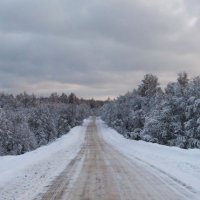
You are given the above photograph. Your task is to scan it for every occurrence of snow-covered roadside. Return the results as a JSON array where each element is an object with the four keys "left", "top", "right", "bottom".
[
  {"left": 0, "top": 120, "right": 88, "bottom": 200},
  {"left": 97, "top": 118, "right": 200, "bottom": 197}
]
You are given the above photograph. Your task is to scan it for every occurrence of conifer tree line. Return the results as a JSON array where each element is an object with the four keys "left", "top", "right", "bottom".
[
  {"left": 0, "top": 92, "right": 103, "bottom": 155},
  {"left": 101, "top": 72, "right": 200, "bottom": 149},
  {"left": 1, "top": 72, "right": 200, "bottom": 156}
]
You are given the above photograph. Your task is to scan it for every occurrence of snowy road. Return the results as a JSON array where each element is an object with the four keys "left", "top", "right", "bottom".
[{"left": 36, "top": 117, "right": 196, "bottom": 200}]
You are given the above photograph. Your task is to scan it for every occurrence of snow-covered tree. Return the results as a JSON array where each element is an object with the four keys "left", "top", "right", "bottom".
[
  {"left": 101, "top": 73, "right": 200, "bottom": 149},
  {"left": 0, "top": 92, "right": 93, "bottom": 155}
]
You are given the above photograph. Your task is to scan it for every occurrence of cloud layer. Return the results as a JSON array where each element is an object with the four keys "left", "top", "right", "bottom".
[{"left": 0, "top": 0, "right": 199, "bottom": 99}]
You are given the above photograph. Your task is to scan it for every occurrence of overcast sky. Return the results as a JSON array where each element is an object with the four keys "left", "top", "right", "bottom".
[{"left": 0, "top": 0, "right": 200, "bottom": 99}]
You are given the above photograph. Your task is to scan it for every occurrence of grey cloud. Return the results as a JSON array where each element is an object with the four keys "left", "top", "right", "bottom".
[{"left": 0, "top": 0, "right": 200, "bottom": 99}]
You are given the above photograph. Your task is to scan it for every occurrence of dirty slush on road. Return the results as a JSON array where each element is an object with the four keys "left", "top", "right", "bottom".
[{"left": 36, "top": 117, "right": 194, "bottom": 200}]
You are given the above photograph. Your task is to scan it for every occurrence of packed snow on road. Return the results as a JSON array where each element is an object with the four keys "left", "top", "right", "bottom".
[{"left": 0, "top": 118, "right": 200, "bottom": 200}]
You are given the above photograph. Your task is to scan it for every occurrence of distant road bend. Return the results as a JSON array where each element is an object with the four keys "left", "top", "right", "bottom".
[{"left": 36, "top": 117, "right": 195, "bottom": 200}]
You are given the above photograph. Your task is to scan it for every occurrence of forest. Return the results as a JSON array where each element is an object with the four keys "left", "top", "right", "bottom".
[
  {"left": 0, "top": 92, "right": 103, "bottom": 155},
  {"left": 101, "top": 72, "right": 200, "bottom": 149},
  {"left": 1, "top": 72, "right": 200, "bottom": 156}
]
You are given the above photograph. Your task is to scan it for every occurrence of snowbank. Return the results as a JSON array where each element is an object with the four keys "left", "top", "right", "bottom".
[
  {"left": 0, "top": 119, "right": 88, "bottom": 200},
  {"left": 97, "top": 118, "right": 200, "bottom": 197}
]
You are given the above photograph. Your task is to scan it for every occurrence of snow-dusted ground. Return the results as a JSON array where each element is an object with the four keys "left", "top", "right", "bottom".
[
  {"left": 0, "top": 120, "right": 88, "bottom": 200},
  {"left": 97, "top": 118, "right": 200, "bottom": 198}
]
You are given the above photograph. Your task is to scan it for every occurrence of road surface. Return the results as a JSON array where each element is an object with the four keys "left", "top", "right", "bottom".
[{"left": 36, "top": 118, "right": 194, "bottom": 200}]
